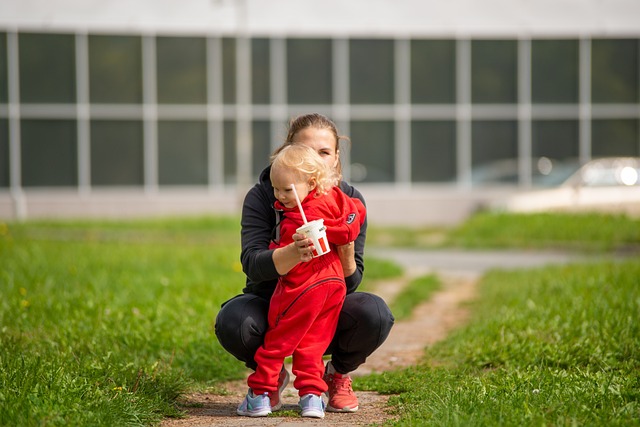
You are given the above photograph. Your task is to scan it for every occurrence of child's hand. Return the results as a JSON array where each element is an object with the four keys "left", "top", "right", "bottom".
[
  {"left": 292, "top": 233, "right": 314, "bottom": 263},
  {"left": 336, "top": 242, "right": 356, "bottom": 276}
]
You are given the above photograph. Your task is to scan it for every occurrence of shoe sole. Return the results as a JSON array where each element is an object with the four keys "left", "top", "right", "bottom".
[
  {"left": 236, "top": 408, "right": 272, "bottom": 417},
  {"left": 301, "top": 409, "right": 325, "bottom": 418},
  {"left": 326, "top": 404, "right": 359, "bottom": 413}
]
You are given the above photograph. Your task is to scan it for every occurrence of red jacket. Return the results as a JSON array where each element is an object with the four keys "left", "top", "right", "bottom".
[{"left": 270, "top": 186, "right": 366, "bottom": 287}]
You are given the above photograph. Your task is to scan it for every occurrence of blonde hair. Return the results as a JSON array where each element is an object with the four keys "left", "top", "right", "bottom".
[{"left": 270, "top": 144, "right": 338, "bottom": 196}]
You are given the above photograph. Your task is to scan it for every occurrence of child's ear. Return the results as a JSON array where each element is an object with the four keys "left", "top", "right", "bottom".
[{"left": 309, "top": 177, "right": 317, "bottom": 190}]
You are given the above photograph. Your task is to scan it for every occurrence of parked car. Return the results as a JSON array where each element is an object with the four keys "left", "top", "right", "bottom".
[{"left": 494, "top": 157, "right": 640, "bottom": 215}]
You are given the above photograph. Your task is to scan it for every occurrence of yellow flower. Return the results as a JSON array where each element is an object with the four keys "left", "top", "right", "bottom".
[{"left": 20, "top": 300, "right": 30, "bottom": 309}]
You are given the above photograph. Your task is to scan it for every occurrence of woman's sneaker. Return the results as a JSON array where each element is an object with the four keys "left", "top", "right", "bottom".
[
  {"left": 237, "top": 389, "right": 272, "bottom": 417},
  {"left": 323, "top": 362, "right": 359, "bottom": 412},
  {"left": 299, "top": 394, "right": 325, "bottom": 418},
  {"left": 271, "top": 367, "right": 290, "bottom": 411}
]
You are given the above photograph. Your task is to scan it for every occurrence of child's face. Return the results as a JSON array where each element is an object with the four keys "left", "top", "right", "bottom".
[{"left": 271, "top": 165, "right": 315, "bottom": 209}]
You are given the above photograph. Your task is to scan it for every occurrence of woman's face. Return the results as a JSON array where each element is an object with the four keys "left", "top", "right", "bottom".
[{"left": 292, "top": 128, "right": 340, "bottom": 171}]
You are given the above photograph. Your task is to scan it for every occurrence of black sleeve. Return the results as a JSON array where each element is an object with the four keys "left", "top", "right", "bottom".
[
  {"left": 339, "top": 182, "right": 367, "bottom": 294},
  {"left": 240, "top": 184, "right": 280, "bottom": 284}
]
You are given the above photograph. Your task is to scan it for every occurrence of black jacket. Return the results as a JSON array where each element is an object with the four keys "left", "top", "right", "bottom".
[{"left": 240, "top": 165, "right": 367, "bottom": 298}]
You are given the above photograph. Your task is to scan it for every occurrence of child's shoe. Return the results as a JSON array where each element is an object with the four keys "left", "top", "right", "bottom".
[
  {"left": 237, "top": 389, "right": 271, "bottom": 417},
  {"left": 299, "top": 393, "right": 325, "bottom": 418}
]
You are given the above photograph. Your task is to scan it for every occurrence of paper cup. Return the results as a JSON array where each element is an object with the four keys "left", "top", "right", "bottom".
[{"left": 296, "top": 219, "right": 330, "bottom": 258}]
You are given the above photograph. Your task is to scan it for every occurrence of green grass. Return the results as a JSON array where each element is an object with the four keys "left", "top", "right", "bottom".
[
  {"left": 389, "top": 275, "right": 441, "bottom": 321},
  {"left": 0, "top": 216, "right": 403, "bottom": 426},
  {"left": 368, "top": 211, "right": 640, "bottom": 253},
  {"left": 357, "top": 260, "right": 640, "bottom": 426}
]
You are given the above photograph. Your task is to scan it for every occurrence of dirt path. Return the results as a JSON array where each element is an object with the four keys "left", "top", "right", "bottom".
[{"left": 161, "top": 270, "right": 478, "bottom": 427}]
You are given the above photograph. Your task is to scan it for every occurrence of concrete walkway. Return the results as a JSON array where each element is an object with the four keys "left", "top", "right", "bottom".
[{"left": 368, "top": 247, "right": 605, "bottom": 276}]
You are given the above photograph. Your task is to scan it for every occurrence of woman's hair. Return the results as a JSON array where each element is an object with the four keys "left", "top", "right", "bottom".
[
  {"left": 270, "top": 144, "right": 338, "bottom": 196},
  {"left": 273, "top": 113, "right": 349, "bottom": 178}
]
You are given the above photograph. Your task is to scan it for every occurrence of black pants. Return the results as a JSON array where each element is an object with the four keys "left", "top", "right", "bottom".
[{"left": 215, "top": 291, "right": 394, "bottom": 374}]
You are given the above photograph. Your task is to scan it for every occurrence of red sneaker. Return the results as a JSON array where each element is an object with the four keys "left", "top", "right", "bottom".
[
  {"left": 323, "top": 364, "right": 359, "bottom": 412},
  {"left": 270, "top": 367, "right": 290, "bottom": 411}
]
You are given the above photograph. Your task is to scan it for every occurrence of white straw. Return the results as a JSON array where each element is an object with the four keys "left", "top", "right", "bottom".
[{"left": 290, "top": 184, "right": 308, "bottom": 224}]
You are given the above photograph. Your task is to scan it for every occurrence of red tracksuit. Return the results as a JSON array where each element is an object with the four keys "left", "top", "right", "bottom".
[{"left": 247, "top": 186, "right": 366, "bottom": 397}]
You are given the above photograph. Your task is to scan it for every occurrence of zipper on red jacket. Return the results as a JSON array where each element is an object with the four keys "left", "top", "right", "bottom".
[{"left": 274, "top": 276, "right": 344, "bottom": 327}]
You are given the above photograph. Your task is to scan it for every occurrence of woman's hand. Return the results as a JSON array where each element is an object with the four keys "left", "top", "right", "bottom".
[
  {"left": 272, "top": 232, "right": 314, "bottom": 275},
  {"left": 336, "top": 241, "right": 356, "bottom": 277}
]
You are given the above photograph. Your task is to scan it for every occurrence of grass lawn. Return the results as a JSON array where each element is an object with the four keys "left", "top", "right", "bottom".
[
  {"left": 0, "top": 216, "right": 401, "bottom": 426},
  {"left": 357, "top": 259, "right": 640, "bottom": 425},
  {"left": 1, "top": 212, "right": 639, "bottom": 426}
]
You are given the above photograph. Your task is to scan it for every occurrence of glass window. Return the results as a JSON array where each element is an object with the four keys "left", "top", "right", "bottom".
[
  {"left": 411, "top": 121, "right": 457, "bottom": 182},
  {"left": 532, "top": 120, "right": 580, "bottom": 186},
  {"left": 21, "top": 119, "right": 77, "bottom": 187},
  {"left": 471, "top": 120, "right": 518, "bottom": 185},
  {"left": 287, "top": 38, "right": 332, "bottom": 104},
  {"left": 532, "top": 40, "right": 579, "bottom": 104},
  {"left": 411, "top": 40, "right": 456, "bottom": 104},
  {"left": 592, "top": 119, "right": 639, "bottom": 157},
  {"left": 0, "top": 119, "right": 8, "bottom": 187},
  {"left": 223, "top": 38, "right": 236, "bottom": 104},
  {"left": 592, "top": 39, "right": 639, "bottom": 103},
  {"left": 350, "top": 39, "right": 394, "bottom": 104},
  {"left": 0, "top": 32, "right": 7, "bottom": 103},
  {"left": 252, "top": 120, "right": 271, "bottom": 178},
  {"left": 158, "top": 120, "right": 208, "bottom": 186},
  {"left": 19, "top": 33, "right": 76, "bottom": 103},
  {"left": 350, "top": 120, "right": 395, "bottom": 182},
  {"left": 90, "top": 120, "right": 143, "bottom": 186},
  {"left": 89, "top": 35, "right": 142, "bottom": 104},
  {"left": 532, "top": 120, "right": 579, "bottom": 160},
  {"left": 471, "top": 40, "right": 517, "bottom": 104},
  {"left": 223, "top": 120, "right": 236, "bottom": 184},
  {"left": 156, "top": 36, "right": 207, "bottom": 104},
  {"left": 252, "top": 38, "right": 270, "bottom": 104}
]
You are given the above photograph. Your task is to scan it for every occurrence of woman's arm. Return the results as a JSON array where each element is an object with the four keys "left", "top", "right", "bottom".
[{"left": 339, "top": 182, "right": 367, "bottom": 293}]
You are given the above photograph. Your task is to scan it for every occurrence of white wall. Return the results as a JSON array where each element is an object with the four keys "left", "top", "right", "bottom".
[{"left": 1, "top": 0, "right": 639, "bottom": 37}]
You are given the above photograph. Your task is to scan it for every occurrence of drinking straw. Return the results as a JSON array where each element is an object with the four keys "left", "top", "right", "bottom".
[{"left": 290, "top": 184, "right": 308, "bottom": 224}]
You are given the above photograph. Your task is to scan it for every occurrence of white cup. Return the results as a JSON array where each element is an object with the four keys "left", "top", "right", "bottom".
[{"left": 296, "top": 219, "right": 330, "bottom": 258}]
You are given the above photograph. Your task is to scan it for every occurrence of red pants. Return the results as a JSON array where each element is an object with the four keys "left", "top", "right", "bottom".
[{"left": 248, "top": 274, "right": 346, "bottom": 397}]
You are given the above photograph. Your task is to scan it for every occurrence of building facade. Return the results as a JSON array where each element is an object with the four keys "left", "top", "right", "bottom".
[{"left": 1, "top": 0, "right": 639, "bottom": 223}]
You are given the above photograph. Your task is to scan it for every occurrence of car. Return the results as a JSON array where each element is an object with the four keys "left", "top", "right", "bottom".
[{"left": 494, "top": 157, "right": 640, "bottom": 215}]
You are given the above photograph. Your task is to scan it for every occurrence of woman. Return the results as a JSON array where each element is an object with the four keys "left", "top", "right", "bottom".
[{"left": 215, "top": 113, "right": 394, "bottom": 413}]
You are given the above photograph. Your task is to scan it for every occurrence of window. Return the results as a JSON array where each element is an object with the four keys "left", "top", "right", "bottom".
[
  {"left": 411, "top": 121, "right": 457, "bottom": 182},
  {"left": 532, "top": 120, "right": 580, "bottom": 185},
  {"left": 0, "top": 32, "right": 7, "bottom": 103},
  {"left": 91, "top": 120, "right": 144, "bottom": 186},
  {"left": 532, "top": 40, "right": 579, "bottom": 104},
  {"left": 252, "top": 38, "right": 270, "bottom": 104},
  {"left": 532, "top": 120, "right": 579, "bottom": 160},
  {"left": 252, "top": 120, "right": 271, "bottom": 178},
  {"left": 0, "top": 119, "right": 8, "bottom": 187},
  {"left": 223, "top": 38, "right": 236, "bottom": 104},
  {"left": 223, "top": 120, "right": 236, "bottom": 184},
  {"left": 287, "top": 38, "right": 332, "bottom": 104},
  {"left": 350, "top": 120, "right": 395, "bottom": 182},
  {"left": 592, "top": 119, "right": 639, "bottom": 157},
  {"left": 21, "top": 119, "right": 77, "bottom": 186},
  {"left": 19, "top": 33, "right": 76, "bottom": 103},
  {"left": 592, "top": 39, "right": 639, "bottom": 104},
  {"left": 471, "top": 120, "right": 518, "bottom": 184},
  {"left": 89, "top": 35, "right": 143, "bottom": 104},
  {"left": 411, "top": 40, "right": 456, "bottom": 104},
  {"left": 472, "top": 40, "right": 517, "bottom": 104},
  {"left": 158, "top": 121, "right": 208, "bottom": 185},
  {"left": 350, "top": 39, "right": 394, "bottom": 104},
  {"left": 156, "top": 36, "right": 207, "bottom": 104}
]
